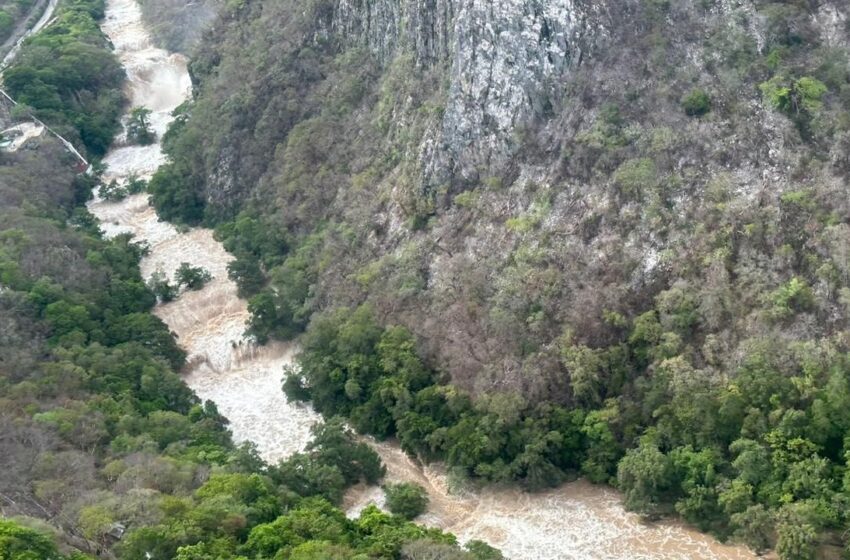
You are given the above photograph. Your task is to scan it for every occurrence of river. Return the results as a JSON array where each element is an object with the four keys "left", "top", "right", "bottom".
[{"left": 87, "top": 1, "right": 760, "bottom": 558}]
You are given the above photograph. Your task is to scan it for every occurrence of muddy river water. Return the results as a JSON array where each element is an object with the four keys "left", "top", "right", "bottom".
[{"left": 87, "top": 2, "right": 759, "bottom": 558}]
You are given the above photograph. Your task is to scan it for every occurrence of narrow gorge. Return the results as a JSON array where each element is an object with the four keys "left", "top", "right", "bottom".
[{"left": 88, "top": 1, "right": 759, "bottom": 557}]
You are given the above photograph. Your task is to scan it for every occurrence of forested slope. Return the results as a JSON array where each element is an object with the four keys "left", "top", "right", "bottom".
[
  {"left": 149, "top": 0, "right": 850, "bottom": 557},
  {"left": 2, "top": 0, "right": 124, "bottom": 156},
  {"left": 0, "top": 73, "right": 493, "bottom": 560},
  {"left": 0, "top": 3, "right": 497, "bottom": 560},
  {"left": 0, "top": 0, "right": 45, "bottom": 48},
  {"left": 136, "top": 0, "right": 219, "bottom": 52}
]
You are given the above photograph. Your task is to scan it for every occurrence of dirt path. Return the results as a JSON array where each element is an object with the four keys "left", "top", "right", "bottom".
[{"left": 0, "top": 0, "right": 59, "bottom": 70}]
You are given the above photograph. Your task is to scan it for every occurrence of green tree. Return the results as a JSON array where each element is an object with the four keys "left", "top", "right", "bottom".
[
  {"left": 384, "top": 482, "right": 429, "bottom": 520},
  {"left": 617, "top": 442, "right": 672, "bottom": 518},
  {"left": 0, "top": 11, "right": 13, "bottom": 41},
  {"left": 681, "top": 88, "right": 711, "bottom": 116},
  {"left": 760, "top": 76, "right": 827, "bottom": 116},
  {"left": 126, "top": 107, "right": 155, "bottom": 145},
  {"left": 148, "top": 161, "right": 206, "bottom": 224},
  {"left": 120, "top": 525, "right": 197, "bottom": 560},
  {"left": 613, "top": 158, "right": 658, "bottom": 198},
  {"left": 245, "top": 254, "right": 314, "bottom": 341},
  {"left": 147, "top": 269, "right": 178, "bottom": 302},
  {"left": 628, "top": 311, "right": 663, "bottom": 368},
  {"left": 580, "top": 406, "right": 622, "bottom": 483},
  {"left": 768, "top": 277, "right": 814, "bottom": 320},
  {"left": 227, "top": 256, "right": 266, "bottom": 297},
  {"left": 289, "top": 541, "right": 355, "bottom": 560},
  {"left": 561, "top": 342, "right": 604, "bottom": 406},
  {"left": 100, "top": 179, "right": 129, "bottom": 201},
  {"left": 0, "top": 520, "right": 67, "bottom": 560},
  {"left": 307, "top": 418, "right": 386, "bottom": 486},
  {"left": 273, "top": 453, "right": 347, "bottom": 504},
  {"left": 174, "top": 539, "right": 241, "bottom": 560},
  {"left": 775, "top": 518, "right": 817, "bottom": 560},
  {"left": 125, "top": 174, "right": 148, "bottom": 194},
  {"left": 669, "top": 446, "right": 724, "bottom": 531},
  {"left": 242, "top": 498, "right": 352, "bottom": 557},
  {"left": 729, "top": 505, "right": 773, "bottom": 554},
  {"left": 465, "top": 540, "right": 505, "bottom": 560},
  {"left": 44, "top": 300, "right": 95, "bottom": 343},
  {"left": 105, "top": 312, "right": 187, "bottom": 369},
  {"left": 175, "top": 263, "right": 212, "bottom": 290}
]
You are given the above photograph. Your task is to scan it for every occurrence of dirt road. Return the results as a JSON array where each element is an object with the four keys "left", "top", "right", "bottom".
[{"left": 0, "top": 0, "right": 59, "bottom": 70}]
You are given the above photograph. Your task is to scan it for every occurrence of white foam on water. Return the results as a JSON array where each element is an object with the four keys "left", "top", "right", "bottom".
[
  {"left": 88, "top": 0, "right": 323, "bottom": 463},
  {"left": 345, "top": 442, "right": 761, "bottom": 560},
  {"left": 87, "top": 2, "right": 762, "bottom": 558}
]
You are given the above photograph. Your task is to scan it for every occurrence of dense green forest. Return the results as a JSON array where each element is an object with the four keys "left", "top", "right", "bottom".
[
  {"left": 144, "top": 0, "right": 850, "bottom": 557},
  {"left": 0, "top": 133, "right": 498, "bottom": 558},
  {"left": 0, "top": 4, "right": 499, "bottom": 558},
  {"left": 2, "top": 0, "right": 124, "bottom": 156}
]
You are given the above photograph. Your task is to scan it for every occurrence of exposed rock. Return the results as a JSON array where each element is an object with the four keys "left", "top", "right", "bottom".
[
  {"left": 169, "top": 0, "right": 850, "bottom": 395},
  {"left": 333, "top": 0, "right": 610, "bottom": 188}
]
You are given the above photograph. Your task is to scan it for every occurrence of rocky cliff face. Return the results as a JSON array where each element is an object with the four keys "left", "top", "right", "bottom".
[
  {"left": 140, "top": 4, "right": 850, "bottom": 552},
  {"left": 330, "top": 0, "right": 610, "bottom": 189},
  {"left": 164, "top": 0, "right": 850, "bottom": 399}
]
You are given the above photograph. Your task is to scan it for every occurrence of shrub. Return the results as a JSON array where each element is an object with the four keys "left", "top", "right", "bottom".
[
  {"left": 126, "top": 174, "right": 148, "bottom": 194},
  {"left": 613, "top": 158, "right": 657, "bottom": 198},
  {"left": 768, "top": 277, "right": 814, "bottom": 320},
  {"left": 760, "top": 76, "right": 827, "bottom": 115},
  {"left": 776, "top": 517, "right": 817, "bottom": 560},
  {"left": 175, "top": 263, "right": 212, "bottom": 290},
  {"left": 466, "top": 540, "right": 506, "bottom": 560},
  {"left": 148, "top": 270, "right": 178, "bottom": 302},
  {"left": 383, "top": 482, "right": 429, "bottom": 520},
  {"left": 681, "top": 89, "right": 711, "bottom": 116},
  {"left": 127, "top": 107, "right": 156, "bottom": 145},
  {"left": 100, "top": 179, "right": 128, "bottom": 202},
  {"left": 0, "top": 520, "right": 65, "bottom": 560},
  {"left": 454, "top": 190, "right": 479, "bottom": 208},
  {"left": 0, "top": 11, "right": 13, "bottom": 42}
]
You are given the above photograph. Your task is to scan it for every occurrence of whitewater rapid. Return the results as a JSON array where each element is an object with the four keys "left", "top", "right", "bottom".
[
  {"left": 87, "top": 1, "right": 759, "bottom": 558},
  {"left": 88, "top": 0, "right": 320, "bottom": 461}
]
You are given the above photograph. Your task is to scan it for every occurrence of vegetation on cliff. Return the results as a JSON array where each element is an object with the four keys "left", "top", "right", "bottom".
[
  {"left": 0, "top": 0, "right": 40, "bottom": 44},
  {"left": 3, "top": 0, "right": 124, "bottom": 156},
  {"left": 0, "top": 132, "right": 491, "bottom": 559},
  {"left": 0, "top": 4, "right": 490, "bottom": 559},
  {"left": 148, "top": 0, "right": 850, "bottom": 557}
]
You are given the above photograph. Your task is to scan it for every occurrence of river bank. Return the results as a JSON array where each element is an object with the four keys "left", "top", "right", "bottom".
[{"left": 87, "top": 1, "right": 760, "bottom": 558}]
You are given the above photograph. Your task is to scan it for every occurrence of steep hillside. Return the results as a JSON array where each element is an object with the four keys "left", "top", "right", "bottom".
[
  {"left": 160, "top": 0, "right": 850, "bottom": 395},
  {"left": 136, "top": 0, "right": 219, "bottom": 52},
  {"left": 0, "top": 0, "right": 46, "bottom": 50},
  {"left": 0, "top": 3, "right": 500, "bottom": 559},
  {"left": 2, "top": 0, "right": 124, "bottom": 156},
  {"left": 153, "top": 0, "right": 850, "bottom": 555}
]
